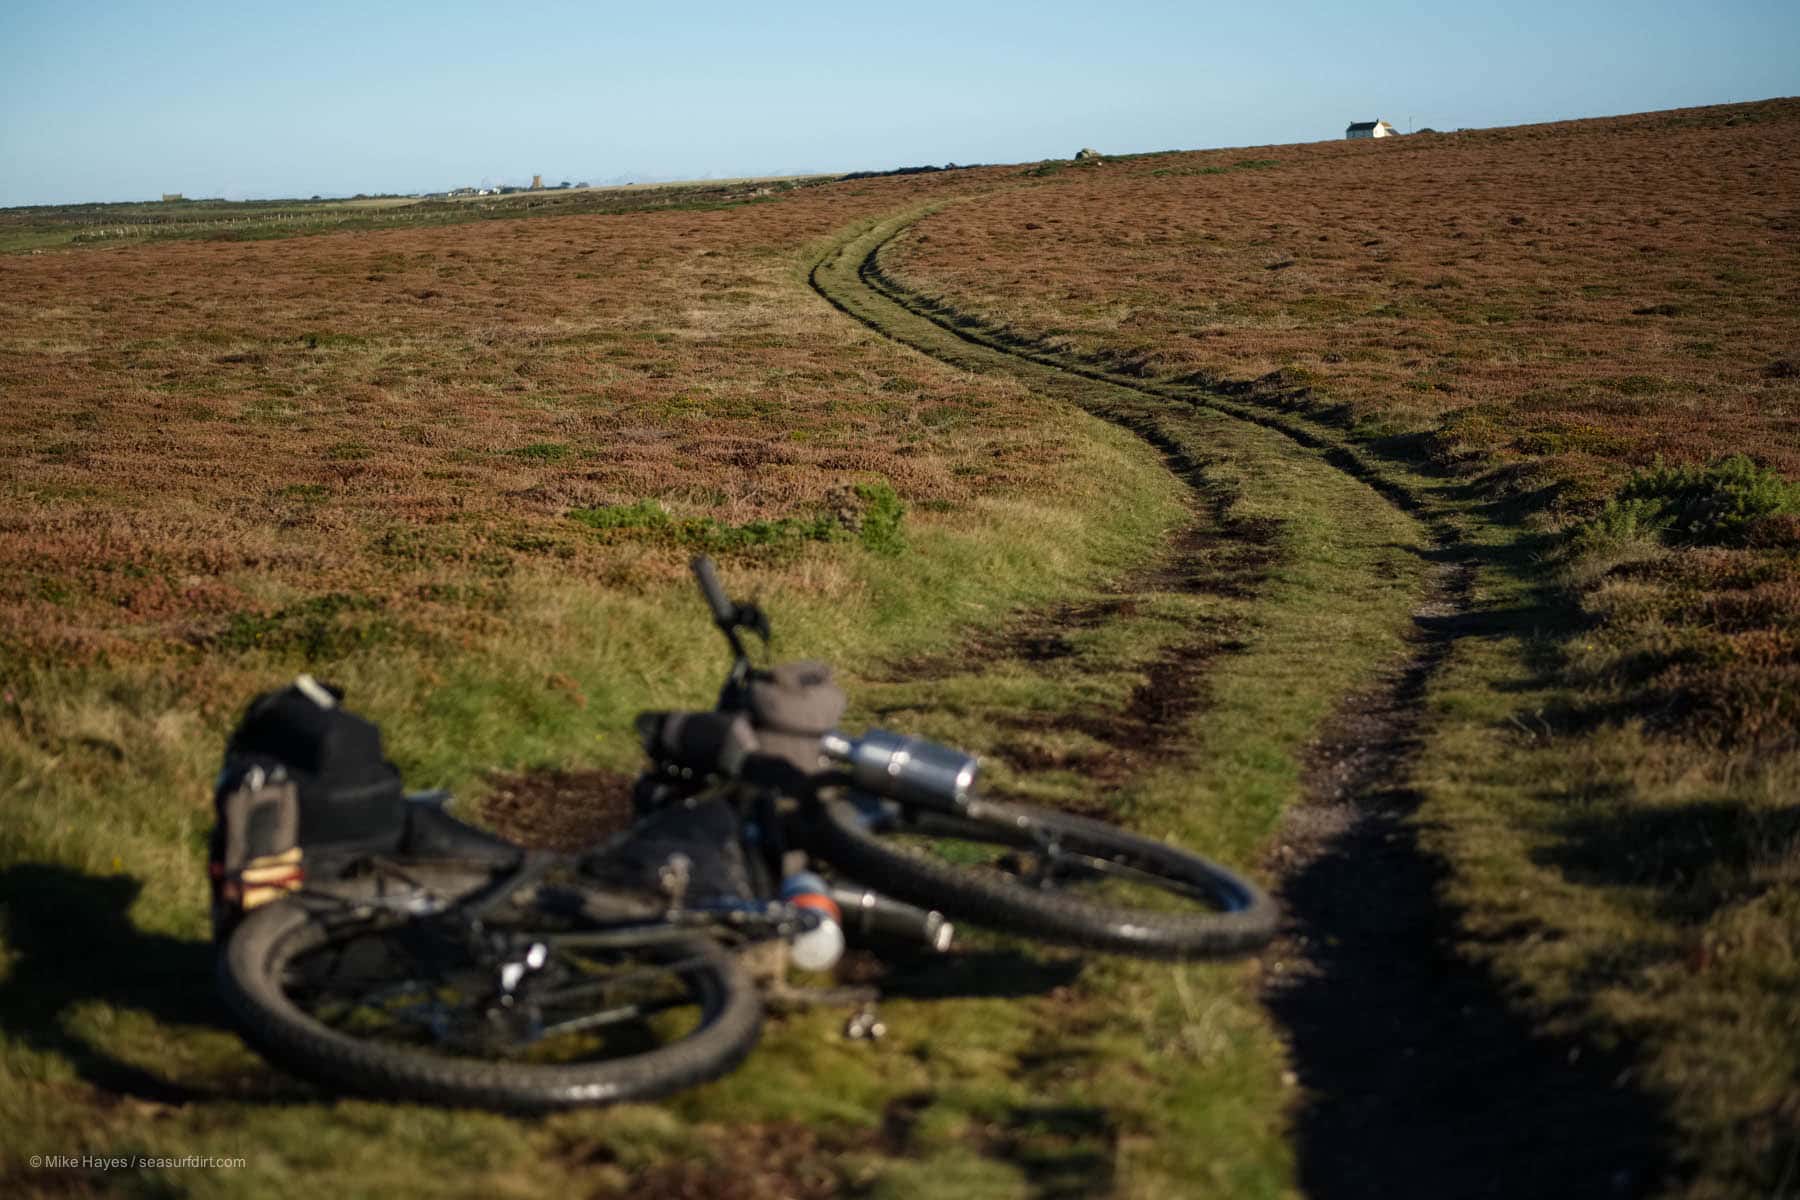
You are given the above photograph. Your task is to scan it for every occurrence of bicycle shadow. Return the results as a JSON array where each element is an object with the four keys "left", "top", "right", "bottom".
[
  {"left": 991, "top": 1103, "right": 1115, "bottom": 1200},
  {"left": 1535, "top": 799, "right": 1800, "bottom": 924},
  {"left": 0, "top": 862, "right": 312, "bottom": 1105},
  {"left": 843, "top": 942, "right": 1085, "bottom": 1002}
]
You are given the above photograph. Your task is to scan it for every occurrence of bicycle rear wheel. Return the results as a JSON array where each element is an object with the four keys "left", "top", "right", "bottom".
[
  {"left": 813, "top": 794, "right": 1276, "bottom": 958},
  {"left": 219, "top": 892, "right": 761, "bottom": 1111}
]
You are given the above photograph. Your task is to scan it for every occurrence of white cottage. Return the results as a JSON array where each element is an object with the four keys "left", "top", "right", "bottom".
[{"left": 1346, "top": 120, "right": 1397, "bottom": 139}]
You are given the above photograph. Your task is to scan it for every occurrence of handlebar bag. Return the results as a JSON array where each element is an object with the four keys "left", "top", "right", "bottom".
[{"left": 209, "top": 676, "right": 405, "bottom": 935}]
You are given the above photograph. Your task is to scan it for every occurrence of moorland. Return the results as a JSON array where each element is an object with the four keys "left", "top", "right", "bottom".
[{"left": 1, "top": 98, "right": 1795, "bottom": 1199}]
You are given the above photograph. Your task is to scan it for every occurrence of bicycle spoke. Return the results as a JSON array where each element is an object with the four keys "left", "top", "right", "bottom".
[
  {"left": 883, "top": 818, "right": 1228, "bottom": 913},
  {"left": 1053, "top": 852, "right": 1224, "bottom": 903},
  {"left": 532, "top": 993, "right": 693, "bottom": 1042},
  {"left": 535, "top": 952, "right": 711, "bottom": 1007}
]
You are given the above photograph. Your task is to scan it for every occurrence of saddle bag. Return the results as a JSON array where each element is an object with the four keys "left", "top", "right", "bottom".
[{"left": 209, "top": 675, "right": 405, "bottom": 936}]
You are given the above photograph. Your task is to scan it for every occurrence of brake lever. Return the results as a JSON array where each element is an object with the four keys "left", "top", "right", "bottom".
[
  {"left": 690, "top": 556, "right": 774, "bottom": 677},
  {"left": 736, "top": 601, "right": 772, "bottom": 645}
]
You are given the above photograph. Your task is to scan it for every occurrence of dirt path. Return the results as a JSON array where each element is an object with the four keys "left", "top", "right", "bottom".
[
  {"left": 1263, "top": 561, "right": 1674, "bottom": 1198},
  {"left": 810, "top": 210, "right": 1671, "bottom": 1197},
  {"left": 866, "top": 460, "right": 1278, "bottom": 802}
]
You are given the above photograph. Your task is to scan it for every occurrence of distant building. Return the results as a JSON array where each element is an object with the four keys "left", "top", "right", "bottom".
[
  {"left": 161, "top": 193, "right": 184, "bottom": 202},
  {"left": 1346, "top": 120, "right": 1397, "bottom": 139},
  {"left": 530, "top": 174, "right": 543, "bottom": 190}
]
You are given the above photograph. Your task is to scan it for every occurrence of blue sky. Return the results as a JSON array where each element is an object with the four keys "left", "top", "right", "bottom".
[{"left": 1, "top": 0, "right": 1794, "bottom": 207}]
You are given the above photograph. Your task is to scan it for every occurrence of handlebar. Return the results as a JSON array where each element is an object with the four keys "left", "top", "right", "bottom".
[
  {"left": 654, "top": 557, "right": 980, "bottom": 811},
  {"left": 635, "top": 711, "right": 759, "bottom": 777},
  {"left": 689, "top": 555, "right": 770, "bottom": 675},
  {"left": 691, "top": 555, "right": 736, "bottom": 629},
  {"left": 639, "top": 709, "right": 978, "bottom": 814}
]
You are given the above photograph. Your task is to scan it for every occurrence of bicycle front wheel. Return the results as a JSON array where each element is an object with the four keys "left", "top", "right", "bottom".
[
  {"left": 219, "top": 894, "right": 762, "bottom": 1111},
  {"left": 813, "top": 794, "right": 1277, "bottom": 958}
]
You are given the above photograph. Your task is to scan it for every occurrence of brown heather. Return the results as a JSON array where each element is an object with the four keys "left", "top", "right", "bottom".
[
  {"left": 0, "top": 170, "right": 1028, "bottom": 670},
  {"left": 884, "top": 99, "right": 1800, "bottom": 748},
  {"left": 886, "top": 101, "right": 1800, "bottom": 484},
  {"left": 2, "top": 100, "right": 1797, "bottom": 1197}
]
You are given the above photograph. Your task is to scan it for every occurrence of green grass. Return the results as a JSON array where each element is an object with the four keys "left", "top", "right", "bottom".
[
  {"left": 567, "top": 482, "right": 908, "bottom": 559},
  {"left": 807, "top": 209, "right": 1436, "bottom": 1193},
  {"left": 507, "top": 442, "right": 573, "bottom": 463},
  {"left": 1413, "top": 517, "right": 1800, "bottom": 1194},
  {"left": 0, "top": 208, "right": 1441, "bottom": 1199},
  {"left": 0, "top": 338, "right": 1200, "bottom": 1196}
]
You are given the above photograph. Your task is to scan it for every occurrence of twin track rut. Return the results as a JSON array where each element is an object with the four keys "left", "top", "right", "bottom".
[{"left": 809, "top": 211, "right": 1670, "bottom": 1197}]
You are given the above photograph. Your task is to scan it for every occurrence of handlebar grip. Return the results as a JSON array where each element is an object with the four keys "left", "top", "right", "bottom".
[
  {"left": 690, "top": 555, "right": 735, "bottom": 626},
  {"left": 640, "top": 710, "right": 759, "bottom": 776}
]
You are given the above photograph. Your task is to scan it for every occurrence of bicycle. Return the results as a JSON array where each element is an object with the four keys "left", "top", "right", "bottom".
[{"left": 216, "top": 557, "right": 1276, "bottom": 1110}]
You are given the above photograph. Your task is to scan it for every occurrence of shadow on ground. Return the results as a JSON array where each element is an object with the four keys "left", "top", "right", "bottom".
[
  {"left": 1266, "top": 569, "right": 1679, "bottom": 1198},
  {"left": 1267, "top": 784, "right": 1676, "bottom": 1199},
  {"left": 1538, "top": 800, "right": 1800, "bottom": 923},
  {"left": 0, "top": 863, "right": 309, "bottom": 1104}
]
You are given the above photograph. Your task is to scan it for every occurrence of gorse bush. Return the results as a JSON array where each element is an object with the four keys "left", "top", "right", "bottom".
[
  {"left": 1607, "top": 454, "right": 1800, "bottom": 546},
  {"left": 852, "top": 481, "right": 907, "bottom": 556},
  {"left": 1575, "top": 496, "right": 1674, "bottom": 552},
  {"left": 1151, "top": 158, "right": 1279, "bottom": 178},
  {"left": 569, "top": 499, "right": 674, "bottom": 532},
  {"left": 1574, "top": 455, "right": 1800, "bottom": 554}
]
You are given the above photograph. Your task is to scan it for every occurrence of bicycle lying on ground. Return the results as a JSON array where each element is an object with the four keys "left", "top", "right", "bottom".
[{"left": 213, "top": 557, "right": 1276, "bottom": 1110}]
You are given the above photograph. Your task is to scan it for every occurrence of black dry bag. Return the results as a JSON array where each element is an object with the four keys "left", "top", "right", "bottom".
[{"left": 209, "top": 676, "right": 404, "bottom": 936}]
